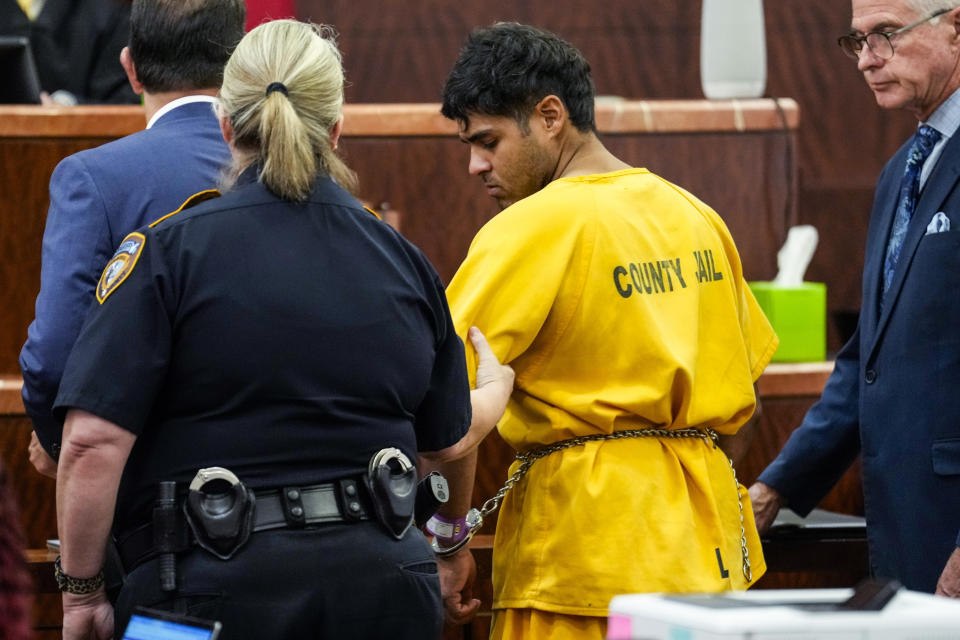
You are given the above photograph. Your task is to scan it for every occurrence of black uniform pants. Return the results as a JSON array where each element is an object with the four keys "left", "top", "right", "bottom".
[{"left": 114, "top": 521, "right": 443, "bottom": 639}]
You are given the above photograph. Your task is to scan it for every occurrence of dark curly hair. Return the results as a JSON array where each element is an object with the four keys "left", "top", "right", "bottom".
[{"left": 441, "top": 22, "right": 597, "bottom": 134}]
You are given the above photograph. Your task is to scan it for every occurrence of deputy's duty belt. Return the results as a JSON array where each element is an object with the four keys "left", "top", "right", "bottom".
[
  {"left": 117, "top": 480, "right": 370, "bottom": 571},
  {"left": 256, "top": 483, "right": 370, "bottom": 530}
]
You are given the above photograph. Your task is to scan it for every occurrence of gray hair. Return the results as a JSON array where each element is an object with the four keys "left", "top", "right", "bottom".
[{"left": 905, "top": 0, "right": 957, "bottom": 16}]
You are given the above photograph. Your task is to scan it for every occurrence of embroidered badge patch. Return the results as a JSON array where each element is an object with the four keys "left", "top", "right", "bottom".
[{"left": 96, "top": 232, "right": 145, "bottom": 304}]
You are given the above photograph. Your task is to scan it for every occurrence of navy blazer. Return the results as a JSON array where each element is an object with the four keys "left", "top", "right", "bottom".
[
  {"left": 20, "top": 101, "right": 230, "bottom": 458},
  {"left": 759, "top": 129, "right": 960, "bottom": 592}
]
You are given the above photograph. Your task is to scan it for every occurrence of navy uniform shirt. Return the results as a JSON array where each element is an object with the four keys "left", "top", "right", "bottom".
[{"left": 54, "top": 169, "right": 471, "bottom": 533}]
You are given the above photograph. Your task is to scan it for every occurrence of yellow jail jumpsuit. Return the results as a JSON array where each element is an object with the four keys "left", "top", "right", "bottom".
[{"left": 446, "top": 168, "right": 778, "bottom": 638}]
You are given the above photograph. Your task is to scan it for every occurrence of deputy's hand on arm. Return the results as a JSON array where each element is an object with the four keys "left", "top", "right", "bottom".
[
  {"left": 936, "top": 547, "right": 960, "bottom": 598},
  {"left": 62, "top": 589, "right": 113, "bottom": 640},
  {"left": 747, "top": 481, "right": 783, "bottom": 535},
  {"left": 472, "top": 326, "right": 513, "bottom": 397},
  {"left": 28, "top": 430, "right": 58, "bottom": 478},
  {"left": 469, "top": 326, "right": 514, "bottom": 441},
  {"left": 418, "top": 328, "right": 509, "bottom": 620},
  {"left": 425, "top": 328, "right": 513, "bottom": 463}
]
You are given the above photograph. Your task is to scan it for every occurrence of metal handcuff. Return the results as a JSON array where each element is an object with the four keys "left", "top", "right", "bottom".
[
  {"left": 184, "top": 466, "right": 256, "bottom": 560},
  {"left": 433, "top": 427, "right": 752, "bottom": 583}
]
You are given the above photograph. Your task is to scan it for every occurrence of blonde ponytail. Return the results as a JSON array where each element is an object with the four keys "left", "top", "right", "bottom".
[
  {"left": 219, "top": 20, "right": 358, "bottom": 201},
  {"left": 259, "top": 90, "right": 316, "bottom": 201}
]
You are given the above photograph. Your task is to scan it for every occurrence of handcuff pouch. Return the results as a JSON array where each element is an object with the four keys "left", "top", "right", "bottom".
[
  {"left": 364, "top": 448, "right": 417, "bottom": 540},
  {"left": 183, "top": 468, "right": 256, "bottom": 560}
]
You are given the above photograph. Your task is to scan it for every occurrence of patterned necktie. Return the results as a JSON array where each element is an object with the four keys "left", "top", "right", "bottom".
[{"left": 882, "top": 124, "right": 941, "bottom": 297}]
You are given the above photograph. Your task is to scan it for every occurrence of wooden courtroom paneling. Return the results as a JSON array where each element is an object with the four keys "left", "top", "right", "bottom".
[
  {"left": 0, "top": 100, "right": 796, "bottom": 374},
  {"left": 342, "top": 102, "right": 795, "bottom": 286},
  {"left": 0, "top": 106, "right": 147, "bottom": 378},
  {"left": 0, "top": 98, "right": 800, "bottom": 549},
  {"left": 343, "top": 131, "right": 793, "bottom": 285},
  {"left": 299, "top": 0, "right": 918, "bottom": 351},
  {"left": 0, "top": 378, "right": 56, "bottom": 549},
  {"left": 0, "top": 137, "right": 117, "bottom": 381}
]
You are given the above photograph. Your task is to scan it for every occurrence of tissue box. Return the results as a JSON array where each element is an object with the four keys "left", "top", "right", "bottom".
[{"left": 748, "top": 282, "right": 826, "bottom": 362}]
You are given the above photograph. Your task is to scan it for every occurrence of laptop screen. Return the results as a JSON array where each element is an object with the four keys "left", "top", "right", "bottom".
[
  {"left": 121, "top": 611, "right": 221, "bottom": 640},
  {"left": 0, "top": 36, "right": 42, "bottom": 104}
]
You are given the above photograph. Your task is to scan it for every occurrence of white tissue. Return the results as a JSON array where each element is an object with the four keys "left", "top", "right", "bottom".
[{"left": 773, "top": 225, "right": 819, "bottom": 287}]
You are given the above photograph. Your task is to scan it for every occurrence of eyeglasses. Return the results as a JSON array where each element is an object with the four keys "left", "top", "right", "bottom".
[{"left": 837, "top": 8, "right": 952, "bottom": 60}]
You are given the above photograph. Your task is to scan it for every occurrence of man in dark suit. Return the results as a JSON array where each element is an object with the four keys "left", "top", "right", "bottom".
[
  {"left": 2, "top": 0, "right": 137, "bottom": 104},
  {"left": 19, "top": 0, "right": 246, "bottom": 472},
  {"left": 750, "top": 0, "right": 960, "bottom": 597}
]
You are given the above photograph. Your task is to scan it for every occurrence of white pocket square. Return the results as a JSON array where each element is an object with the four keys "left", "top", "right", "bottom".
[{"left": 926, "top": 211, "right": 951, "bottom": 235}]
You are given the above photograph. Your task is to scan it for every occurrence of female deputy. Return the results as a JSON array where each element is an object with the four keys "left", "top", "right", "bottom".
[{"left": 52, "top": 20, "right": 511, "bottom": 640}]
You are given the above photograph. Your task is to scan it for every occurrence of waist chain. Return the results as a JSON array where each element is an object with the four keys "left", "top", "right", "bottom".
[{"left": 467, "top": 427, "right": 752, "bottom": 583}]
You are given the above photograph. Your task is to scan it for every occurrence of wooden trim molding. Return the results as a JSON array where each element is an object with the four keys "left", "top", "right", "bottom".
[
  {"left": 0, "top": 361, "right": 830, "bottom": 418},
  {"left": 0, "top": 98, "right": 798, "bottom": 139},
  {"left": 757, "top": 362, "right": 834, "bottom": 398},
  {"left": 0, "top": 106, "right": 147, "bottom": 138},
  {"left": 0, "top": 376, "right": 23, "bottom": 416}
]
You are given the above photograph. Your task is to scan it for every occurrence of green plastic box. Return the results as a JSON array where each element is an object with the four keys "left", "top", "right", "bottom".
[{"left": 748, "top": 281, "right": 826, "bottom": 362}]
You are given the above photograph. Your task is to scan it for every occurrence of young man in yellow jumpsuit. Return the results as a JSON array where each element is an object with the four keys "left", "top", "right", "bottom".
[{"left": 439, "top": 22, "right": 779, "bottom": 640}]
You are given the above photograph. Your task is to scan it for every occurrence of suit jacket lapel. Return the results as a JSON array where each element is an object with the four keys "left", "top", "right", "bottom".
[
  {"left": 870, "top": 132, "right": 960, "bottom": 357},
  {"left": 32, "top": 0, "right": 68, "bottom": 28},
  {"left": 861, "top": 147, "right": 907, "bottom": 349},
  {"left": 860, "top": 140, "right": 910, "bottom": 355}
]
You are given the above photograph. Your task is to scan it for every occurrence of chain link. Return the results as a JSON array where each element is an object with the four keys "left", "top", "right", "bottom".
[{"left": 473, "top": 426, "right": 752, "bottom": 583}]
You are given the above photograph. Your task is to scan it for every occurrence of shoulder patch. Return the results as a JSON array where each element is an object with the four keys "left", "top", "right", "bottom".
[
  {"left": 96, "top": 232, "right": 145, "bottom": 304},
  {"left": 149, "top": 189, "right": 221, "bottom": 228}
]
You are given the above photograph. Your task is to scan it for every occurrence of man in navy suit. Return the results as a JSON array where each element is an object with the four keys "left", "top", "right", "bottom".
[
  {"left": 750, "top": 0, "right": 960, "bottom": 597},
  {"left": 19, "top": 0, "right": 246, "bottom": 472}
]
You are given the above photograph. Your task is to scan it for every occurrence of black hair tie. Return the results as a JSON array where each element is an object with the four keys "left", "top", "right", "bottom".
[{"left": 265, "top": 82, "right": 288, "bottom": 97}]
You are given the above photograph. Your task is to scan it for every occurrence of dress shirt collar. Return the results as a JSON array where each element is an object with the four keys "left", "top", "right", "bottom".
[
  {"left": 916, "top": 87, "right": 960, "bottom": 188},
  {"left": 922, "top": 87, "right": 960, "bottom": 140},
  {"left": 147, "top": 95, "right": 219, "bottom": 130}
]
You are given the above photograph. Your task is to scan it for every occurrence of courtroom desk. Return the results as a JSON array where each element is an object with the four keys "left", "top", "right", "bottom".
[
  {"left": 0, "top": 375, "right": 56, "bottom": 553},
  {"left": 27, "top": 547, "right": 58, "bottom": 593},
  {"left": 734, "top": 361, "right": 868, "bottom": 590},
  {"left": 745, "top": 361, "right": 865, "bottom": 518},
  {"left": 25, "top": 547, "right": 59, "bottom": 639},
  {"left": 0, "top": 99, "right": 798, "bottom": 373}
]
